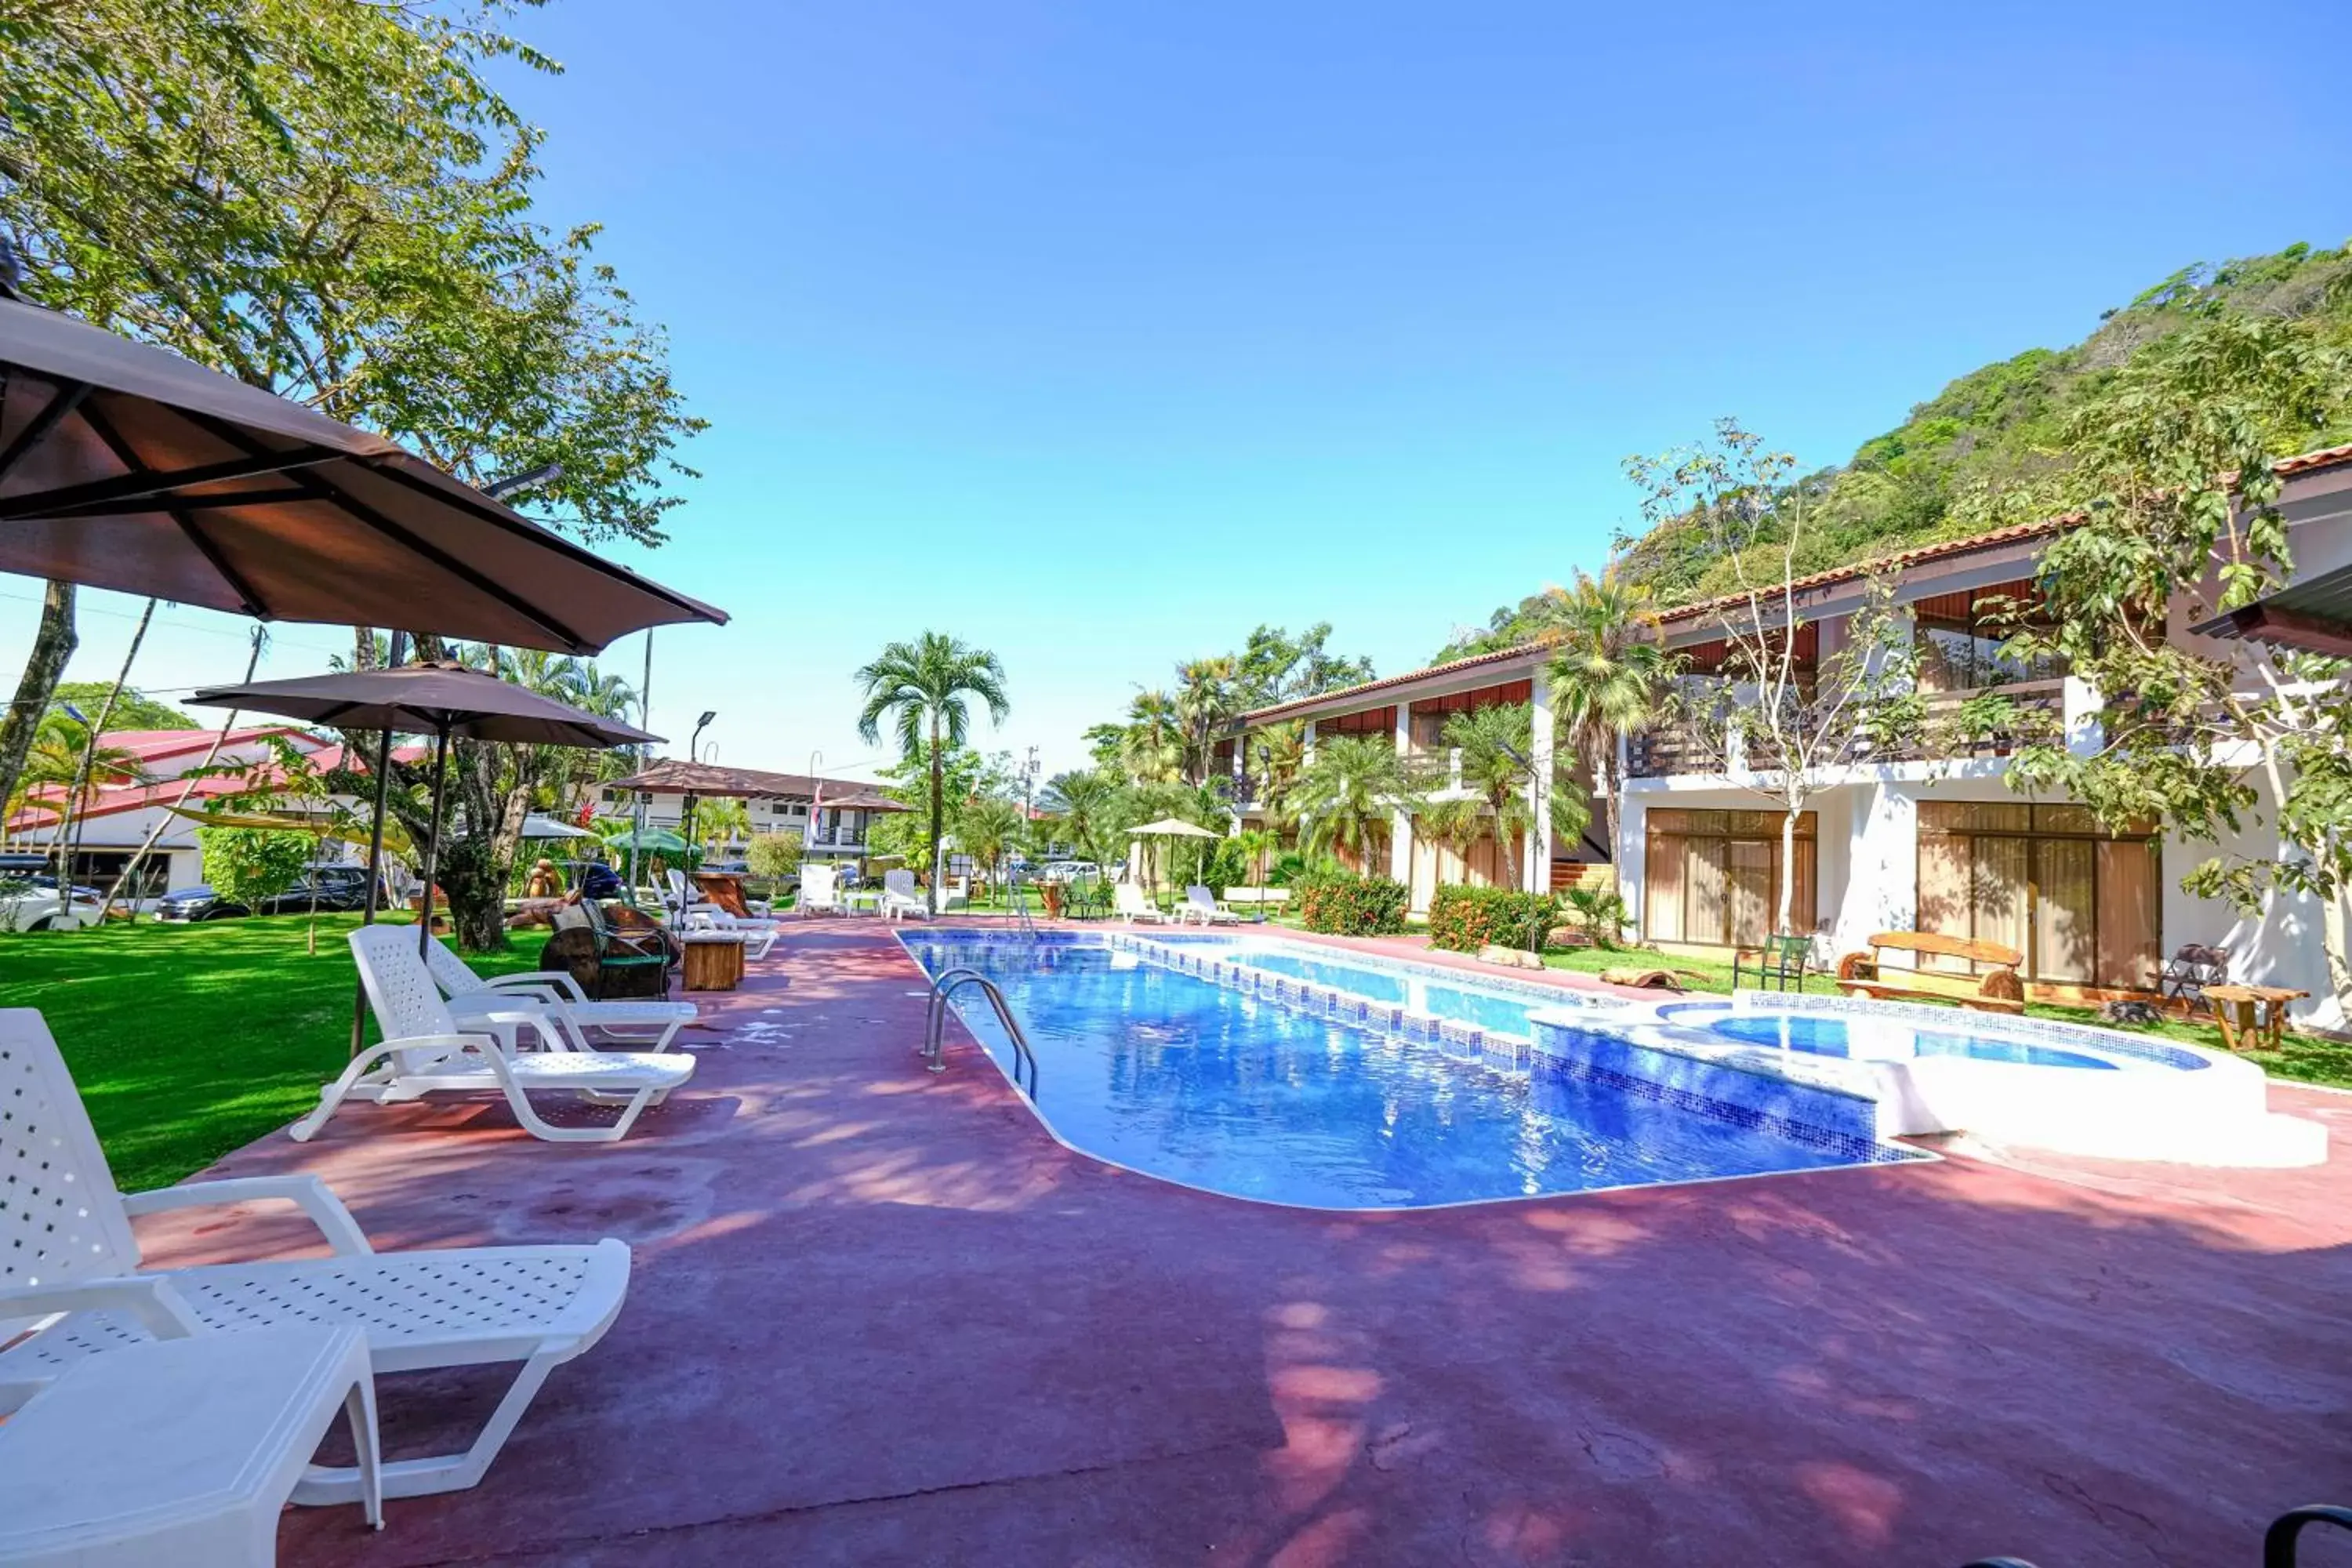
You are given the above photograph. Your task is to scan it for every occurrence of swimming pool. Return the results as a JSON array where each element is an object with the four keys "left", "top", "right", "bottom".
[{"left": 899, "top": 931, "right": 1910, "bottom": 1210}]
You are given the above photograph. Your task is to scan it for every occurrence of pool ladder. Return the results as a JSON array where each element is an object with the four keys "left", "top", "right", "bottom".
[
  {"left": 1959, "top": 1502, "right": 2352, "bottom": 1567},
  {"left": 1008, "top": 872, "right": 1039, "bottom": 940},
  {"left": 922, "top": 967, "right": 1039, "bottom": 1100}
]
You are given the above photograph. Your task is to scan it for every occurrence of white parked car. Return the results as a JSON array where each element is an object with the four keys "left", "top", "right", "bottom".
[{"left": 0, "top": 855, "right": 103, "bottom": 931}]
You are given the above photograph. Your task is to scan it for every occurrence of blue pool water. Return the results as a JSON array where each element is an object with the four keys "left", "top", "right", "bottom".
[
  {"left": 1161, "top": 936, "right": 1588, "bottom": 1040},
  {"left": 901, "top": 934, "right": 1895, "bottom": 1209},
  {"left": 1699, "top": 1012, "right": 2120, "bottom": 1070}
]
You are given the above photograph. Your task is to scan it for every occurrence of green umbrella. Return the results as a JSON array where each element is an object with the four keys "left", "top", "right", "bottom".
[{"left": 602, "top": 826, "right": 688, "bottom": 855}]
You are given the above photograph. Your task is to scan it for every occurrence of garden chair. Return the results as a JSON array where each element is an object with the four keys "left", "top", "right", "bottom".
[
  {"left": 798, "top": 862, "right": 846, "bottom": 916},
  {"left": 0, "top": 1007, "right": 637, "bottom": 1504},
  {"left": 880, "top": 868, "right": 930, "bottom": 921},
  {"left": 1733, "top": 932, "right": 1814, "bottom": 993},
  {"left": 1115, "top": 883, "right": 1174, "bottom": 924},
  {"left": 295, "top": 925, "right": 695, "bottom": 1145},
  {"left": 1180, "top": 884, "right": 1243, "bottom": 926},
  {"left": 421, "top": 935, "right": 697, "bottom": 1053},
  {"left": 576, "top": 896, "right": 676, "bottom": 999}
]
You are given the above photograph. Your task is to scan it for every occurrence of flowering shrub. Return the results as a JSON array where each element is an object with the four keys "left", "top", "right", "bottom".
[
  {"left": 1426, "top": 884, "right": 1559, "bottom": 953},
  {"left": 1295, "top": 871, "right": 1410, "bottom": 935}
]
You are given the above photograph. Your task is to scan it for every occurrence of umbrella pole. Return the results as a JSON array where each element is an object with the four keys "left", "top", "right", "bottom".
[
  {"left": 350, "top": 721, "right": 397, "bottom": 1056},
  {"left": 416, "top": 725, "right": 452, "bottom": 957}
]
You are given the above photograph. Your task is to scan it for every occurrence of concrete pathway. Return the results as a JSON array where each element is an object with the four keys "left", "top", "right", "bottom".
[{"left": 122, "top": 919, "right": 2352, "bottom": 1566}]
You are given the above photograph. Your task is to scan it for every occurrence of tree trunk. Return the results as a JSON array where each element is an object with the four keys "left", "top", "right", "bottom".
[
  {"left": 927, "top": 714, "right": 943, "bottom": 915},
  {"left": 1777, "top": 805, "right": 1798, "bottom": 935},
  {"left": 0, "top": 581, "right": 78, "bottom": 823},
  {"left": 65, "top": 598, "right": 155, "bottom": 904}
]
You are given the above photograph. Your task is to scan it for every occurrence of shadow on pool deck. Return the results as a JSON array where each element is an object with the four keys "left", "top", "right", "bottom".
[{"left": 114, "top": 920, "right": 2352, "bottom": 1566}]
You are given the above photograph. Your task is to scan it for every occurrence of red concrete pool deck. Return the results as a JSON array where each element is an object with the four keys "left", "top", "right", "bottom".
[{"left": 122, "top": 918, "right": 2352, "bottom": 1566}]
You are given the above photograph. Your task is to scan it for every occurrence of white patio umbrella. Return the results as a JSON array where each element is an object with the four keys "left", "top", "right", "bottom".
[{"left": 1126, "top": 816, "right": 1220, "bottom": 902}]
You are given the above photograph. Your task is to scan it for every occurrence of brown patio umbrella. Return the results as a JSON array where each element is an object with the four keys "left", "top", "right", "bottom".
[
  {"left": 190, "top": 662, "right": 662, "bottom": 1044},
  {"left": 0, "top": 293, "right": 727, "bottom": 653}
]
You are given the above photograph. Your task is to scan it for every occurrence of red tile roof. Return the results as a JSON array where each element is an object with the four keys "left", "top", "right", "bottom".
[{"left": 1240, "top": 638, "right": 1562, "bottom": 724}]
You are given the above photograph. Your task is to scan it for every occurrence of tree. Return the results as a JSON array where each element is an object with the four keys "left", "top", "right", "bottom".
[
  {"left": 1627, "top": 421, "right": 1924, "bottom": 935},
  {"left": 5, "top": 2, "right": 704, "bottom": 905},
  {"left": 198, "top": 825, "right": 312, "bottom": 913},
  {"left": 1438, "top": 701, "right": 1596, "bottom": 891},
  {"left": 1173, "top": 657, "right": 1239, "bottom": 784},
  {"left": 1234, "top": 623, "right": 1375, "bottom": 710},
  {"left": 1116, "top": 689, "right": 1185, "bottom": 785},
  {"left": 2005, "top": 308, "right": 2352, "bottom": 1020},
  {"left": 201, "top": 734, "right": 361, "bottom": 953},
  {"left": 5, "top": 706, "right": 147, "bottom": 854},
  {"left": 856, "top": 633, "right": 1010, "bottom": 913},
  {"left": 48, "top": 683, "right": 194, "bottom": 731},
  {"left": 695, "top": 797, "right": 750, "bottom": 859},
  {"left": 745, "top": 831, "right": 802, "bottom": 886},
  {"left": 1039, "top": 768, "right": 1126, "bottom": 868},
  {"left": 954, "top": 794, "right": 1027, "bottom": 893},
  {"left": 1295, "top": 735, "right": 1417, "bottom": 870},
  {"left": 0, "top": 583, "right": 77, "bottom": 831},
  {"left": 1543, "top": 568, "right": 1672, "bottom": 849}
]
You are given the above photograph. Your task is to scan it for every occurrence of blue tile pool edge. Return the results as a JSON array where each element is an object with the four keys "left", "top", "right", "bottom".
[
  {"left": 1525, "top": 1013, "right": 1924, "bottom": 1166},
  {"left": 895, "top": 930, "right": 1936, "bottom": 1209}
]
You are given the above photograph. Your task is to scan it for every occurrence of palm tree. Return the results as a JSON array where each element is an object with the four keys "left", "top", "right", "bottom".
[
  {"left": 954, "top": 793, "right": 1026, "bottom": 896},
  {"left": 11, "top": 713, "right": 146, "bottom": 859},
  {"left": 856, "top": 633, "right": 1011, "bottom": 913},
  {"left": 1544, "top": 567, "right": 1671, "bottom": 849},
  {"left": 1118, "top": 689, "right": 1185, "bottom": 784},
  {"left": 1415, "top": 793, "right": 1492, "bottom": 880},
  {"left": 1295, "top": 735, "right": 1414, "bottom": 873},
  {"left": 1248, "top": 721, "right": 1307, "bottom": 865},
  {"left": 696, "top": 797, "right": 751, "bottom": 859},
  {"left": 1040, "top": 768, "right": 1123, "bottom": 867},
  {"left": 1441, "top": 702, "right": 1541, "bottom": 889},
  {"left": 1173, "top": 656, "right": 1237, "bottom": 783}
]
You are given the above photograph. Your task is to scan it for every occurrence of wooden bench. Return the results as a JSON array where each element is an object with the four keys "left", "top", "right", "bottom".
[{"left": 1835, "top": 931, "right": 2027, "bottom": 1014}]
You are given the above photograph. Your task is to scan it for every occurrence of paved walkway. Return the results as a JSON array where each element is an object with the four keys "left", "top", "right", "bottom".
[{"left": 125, "top": 919, "right": 2352, "bottom": 1566}]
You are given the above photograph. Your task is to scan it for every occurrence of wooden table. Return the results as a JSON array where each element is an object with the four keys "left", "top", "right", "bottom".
[
  {"left": 681, "top": 931, "right": 748, "bottom": 992},
  {"left": 692, "top": 871, "right": 754, "bottom": 918},
  {"left": 2203, "top": 983, "right": 2308, "bottom": 1051}
]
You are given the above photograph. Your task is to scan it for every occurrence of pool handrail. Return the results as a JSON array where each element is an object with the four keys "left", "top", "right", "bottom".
[{"left": 923, "top": 966, "right": 1039, "bottom": 1099}]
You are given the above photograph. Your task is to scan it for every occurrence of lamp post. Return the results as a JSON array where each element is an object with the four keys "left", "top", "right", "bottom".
[{"left": 684, "top": 710, "right": 716, "bottom": 858}]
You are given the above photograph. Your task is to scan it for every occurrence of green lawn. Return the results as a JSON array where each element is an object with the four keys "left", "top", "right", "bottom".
[{"left": 0, "top": 913, "right": 552, "bottom": 1192}]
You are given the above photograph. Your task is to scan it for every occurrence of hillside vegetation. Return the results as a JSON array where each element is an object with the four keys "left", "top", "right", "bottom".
[{"left": 1441, "top": 240, "right": 2352, "bottom": 660}]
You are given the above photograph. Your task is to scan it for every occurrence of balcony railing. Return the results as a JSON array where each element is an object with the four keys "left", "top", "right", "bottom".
[
  {"left": 1626, "top": 725, "right": 1727, "bottom": 779},
  {"left": 1628, "top": 679, "right": 2071, "bottom": 779}
]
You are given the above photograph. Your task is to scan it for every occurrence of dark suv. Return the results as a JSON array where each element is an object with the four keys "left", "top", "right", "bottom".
[{"left": 158, "top": 866, "right": 377, "bottom": 921}]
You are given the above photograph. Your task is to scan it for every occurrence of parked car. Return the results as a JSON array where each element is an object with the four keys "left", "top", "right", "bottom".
[
  {"left": 1036, "top": 860, "right": 1100, "bottom": 884},
  {"left": 154, "top": 884, "right": 251, "bottom": 921},
  {"left": 252, "top": 865, "right": 376, "bottom": 916},
  {"left": 0, "top": 854, "right": 103, "bottom": 932}
]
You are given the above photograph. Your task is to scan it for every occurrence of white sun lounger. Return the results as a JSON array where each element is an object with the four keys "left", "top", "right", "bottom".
[
  {"left": 420, "top": 935, "right": 698, "bottom": 1051},
  {"left": 1179, "top": 884, "right": 1244, "bottom": 926},
  {"left": 1116, "top": 883, "right": 1175, "bottom": 924},
  {"left": 681, "top": 906, "right": 778, "bottom": 959},
  {"left": 880, "top": 868, "right": 930, "bottom": 921},
  {"left": 0, "top": 1008, "right": 634, "bottom": 1504},
  {"left": 666, "top": 869, "right": 782, "bottom": 938},
  {"left": 295, "top": 926, "right": 695, "bottom": 1145}
]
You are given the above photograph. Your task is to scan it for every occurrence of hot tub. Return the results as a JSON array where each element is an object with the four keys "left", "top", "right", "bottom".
[{"left": 1527, "top": 993, "right": 2326, "bottom": 1168}]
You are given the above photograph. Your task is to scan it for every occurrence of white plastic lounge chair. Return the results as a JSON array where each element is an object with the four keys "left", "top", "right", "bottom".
[
  {"left": 296, "top": 926, "right": 695, "bottom": 1145},
  {"left": 1115, "top": 882, "right": 1174, "bottom": 924},
  {"left": 880, "top": 868, "right": 931, "bottom": 921},
  {"left": 666, "top": 869, "right": 782, "bottom": 936},
  {"left": 0, "top": 1007, "right": 634, "bottom": 1504},
  {"left": 683, "top": 905, "right": 778, "bottom": 959},
  {"left": 797, "top": 862, "right": 845, "bottom": 916},
  {"left": 421, "top": 935, "right": 697, "bottom": 1051},
  {"left": 1181, "top": 884, "right": 1244, "bottom": 926},
  {"left": 0, "top": 1323, "right": 383, "bottom": 1561}
]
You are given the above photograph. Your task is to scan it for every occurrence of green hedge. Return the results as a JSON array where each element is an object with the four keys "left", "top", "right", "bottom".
[
  {"left": 1295, "top": 872, "right": 1410, "bottom": 936},
  {"left": 1426, "top": 884, "right": 1559, "bottom": 953}
]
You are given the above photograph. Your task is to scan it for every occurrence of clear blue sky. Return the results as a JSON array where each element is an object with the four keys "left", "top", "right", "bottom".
[{"left": 9, "top": 0, "right": 2349, "bottom": 780}]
